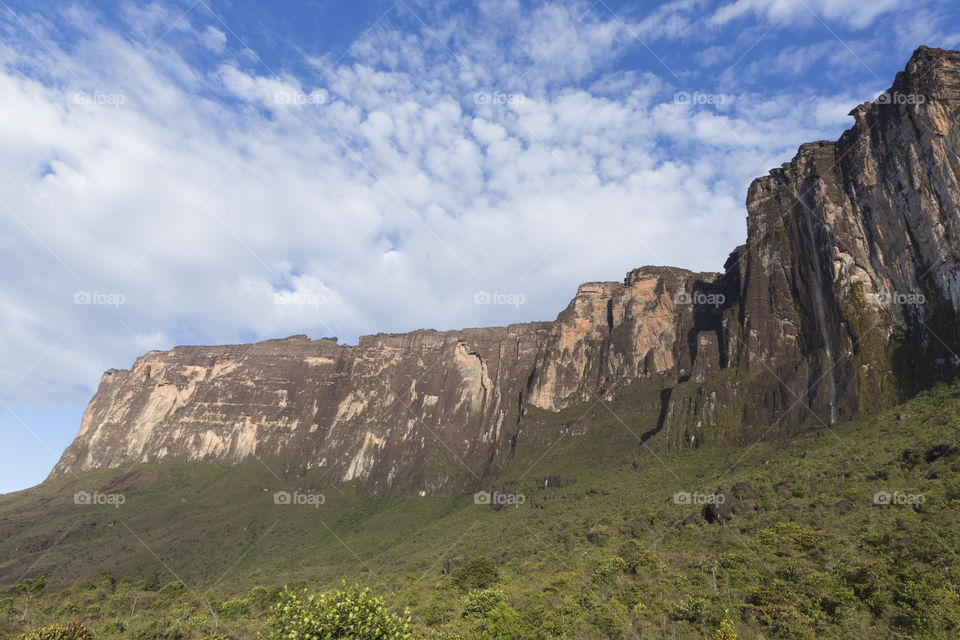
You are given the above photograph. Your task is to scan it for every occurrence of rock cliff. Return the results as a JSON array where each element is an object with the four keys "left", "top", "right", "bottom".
[{"left": 51, "top": 47, "right": 960, "bottom": 494}]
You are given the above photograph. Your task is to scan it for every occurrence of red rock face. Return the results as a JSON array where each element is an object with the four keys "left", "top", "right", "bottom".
[{"left": 51, "top": 47, "right": 960, "bottom": 494}]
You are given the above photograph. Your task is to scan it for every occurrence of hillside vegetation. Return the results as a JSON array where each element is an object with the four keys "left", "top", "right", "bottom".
[{"left": 1, "top": 381, "right": 959, "bottom": 639}]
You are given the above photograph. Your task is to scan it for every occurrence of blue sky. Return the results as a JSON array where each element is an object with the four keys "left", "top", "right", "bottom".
[{"left": 1, "top": 0, "right": 959, "bottom": 494}]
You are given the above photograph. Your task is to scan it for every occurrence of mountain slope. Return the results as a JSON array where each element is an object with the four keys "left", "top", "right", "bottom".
[{"left": 2, "top": 380, "right": 959, "bottom": 639}]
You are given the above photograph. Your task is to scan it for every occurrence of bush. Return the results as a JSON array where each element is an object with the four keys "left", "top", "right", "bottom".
[
  {"left": 713, "top": 611, "right": 737, "bottom": 640},
  {"left": 158, "top": 581, "right": 186, "bottom": 598},
  {"left": 136, "top": 573, "right": 163, "bottom": 592},
  {"left": 670, "top": 596, "right": 707, "bottom": 623},
  {"left": 21, "top": 621, "right": 93, "bottom": 640},
  {"left": 451, "top": 558, "right": 499, "bottom": 591},
  {"left": 100, "top": 621, "right": 126, "bottom": 635},
  {"left": 263, "top": 583, "right": 415, "bottom": 640},
  {"left": 248, "top": 585, "right": 272, "bottom": 610},
  {"left": 420, "top": 599, "right": 454, "bottom": 626},
  {"left": 478, "top": 603, "right": 524, "bottom": 639},
  {"left": 17, "top": 577, "right": 48, "bottom": 597},
  {"left": 460, "top": 589, "right": 507, "bottom": 617},
  {"left": 218, "top": 597, "right": 251, "bottom": 620},
  {"left": 619, "top": 541, "right": 656, "bottom": 574},
  {"left": 592, "top": 556, "right": 627, "bottom": 585},
  {"left": 129, "top": 617, "right": 186, "bottom": 640}
]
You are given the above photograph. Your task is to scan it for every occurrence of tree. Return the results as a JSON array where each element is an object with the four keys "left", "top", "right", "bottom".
[
  {"left": 16, "top": 576, "right": 47, "bottom": 621},
  {"left": 451, "top": 557, "right": 499, "bottom": 591},
  {"left": 263, "top": 583, "right": 416, "bottom": 640},
  {"left": 713, "top": 610, "right": 738, "bottom": 640}
]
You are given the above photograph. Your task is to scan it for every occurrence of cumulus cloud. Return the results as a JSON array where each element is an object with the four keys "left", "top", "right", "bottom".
[
  {"left": 201, "top": 26, "right": 226, "bottom": 53},
  {"left": 0, "top": 0, "right": 903, "bottom": 415}
]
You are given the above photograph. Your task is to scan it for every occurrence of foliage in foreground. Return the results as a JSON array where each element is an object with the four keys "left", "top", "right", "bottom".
[
  {"left": 262, "top": 583, "right": 415, "bottom": 640},
  {"left": 20, "top": 621, "right": 93, "bottom": 640}
]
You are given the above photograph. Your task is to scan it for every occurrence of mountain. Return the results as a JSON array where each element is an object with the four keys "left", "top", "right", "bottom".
[
  {"left": 3, "top": 45, "right": 960, "bottom": 640},
  {"left": 50, "top": 46, "right": 960, "bottom": 496}
]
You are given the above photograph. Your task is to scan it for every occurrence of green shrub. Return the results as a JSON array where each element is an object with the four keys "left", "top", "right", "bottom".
[
  {"left": 670, "top": 596, "right": 707, "bottom": 623},
  {"left": 218, "top": 597, "right": 251, "bottom": 620},
  {"left": 460, "top": 589, "right": 507, "bottom": 617},
  {"left": 129, "top": 617, "right": 186, "bottom": 640},
  {"left": 100, "top": 621, "right": 125, "bottom": 634},
  {"left": 17, "top": 577, "right": 48, "bottom": 597},
  {"left": 96, "top": 573, "right": 117, "bottom": 592},
  {"left": 618, "top": 541, "right": 656, "bottom": 573},
  {"left": 157, "top": 581, "right": 186, "bottom": 598},
  {"left": 136, "top": 573, "right": 163, "bottom": 592},
  {"left": 21, "top": 621, "right": 93, "bottom": 640},
  {"left": 591, "top": 556, "right": 627, "bottom": 585},
  {"left": 478, "top": 603, "right": 524, "bottom": 639},
  {"left": 747, "top": 580, "right": 814, "bottom": 636},
  {"left": 712, "top": 610, "right": 737, "bottom": 640},
  {"left": 451, "top": 558, "right": 499, "bottom": 591},
  {"left": 263, "top": 583, "right": 415, "bottom": 640},
  {"left": 248, "top": 585, "right": 271, "bottom": 610},
  {"left": 420, "top": 599, "right": 454, "bottom": 626}
]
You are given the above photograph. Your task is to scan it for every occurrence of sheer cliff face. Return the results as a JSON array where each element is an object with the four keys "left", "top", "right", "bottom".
[
  {"left": 727, "top": 46, "right": 960, "bottom": 433},
  {"left": 53, "top": 328, "right": 549, "bottom": 494},
  {"left": 52, "top": 47, "right": 960, "bottom": 493},
  {"left": 52, "top": 267, "right": 718, "bottom": 493},
  {"left": 525, "top": 267, "right": 728, "bottom": 412}
]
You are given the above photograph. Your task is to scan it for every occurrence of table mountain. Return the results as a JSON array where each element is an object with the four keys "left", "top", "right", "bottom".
[{"left": 51, "top": 46, "right": 960, "bottom": 495}]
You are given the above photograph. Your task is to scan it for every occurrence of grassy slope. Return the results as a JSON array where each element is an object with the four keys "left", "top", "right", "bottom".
[{"left": 1, "top": 380, "right": 958, "bottom": 639}]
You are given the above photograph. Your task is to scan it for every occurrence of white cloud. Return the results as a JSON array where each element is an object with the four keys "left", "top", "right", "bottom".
[
  {"left": 0, "top": 1, "right": 879, "bottom": 411},
  {"left": 710, "top": 0, "right": 905, "bottom": 31},
  {"left": 201, "top": 25, "right": 227, "bottom": 53}
]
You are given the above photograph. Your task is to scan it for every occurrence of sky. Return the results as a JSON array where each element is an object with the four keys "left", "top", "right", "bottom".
[{"left": 1, "top": 0, "right": 959, "bottom": 494}]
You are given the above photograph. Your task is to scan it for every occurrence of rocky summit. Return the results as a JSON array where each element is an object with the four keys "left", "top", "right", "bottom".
[{"left": 52, "top": 46, "right": 960, "bottom": 496}]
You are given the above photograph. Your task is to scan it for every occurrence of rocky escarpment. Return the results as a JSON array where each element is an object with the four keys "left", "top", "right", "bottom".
[
  {"left": 52, "top": 265, "right": 723, "bottom": 495},
  {"left": 51, "top": 47, "right": 960, "bottom": 494},
  {"left": 703, "top": 45, "right": 960, "bottom": 440}
]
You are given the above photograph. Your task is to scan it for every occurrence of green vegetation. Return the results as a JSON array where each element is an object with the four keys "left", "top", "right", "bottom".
[
  {"left": 263, "top": 584, "right": 414, "bottom": 640},
  {"left": 19, "top": 622, "right": 93, "bottom": 640},
  {"left": 2, "top": 381, "right": 959, "bottom": 638}
]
